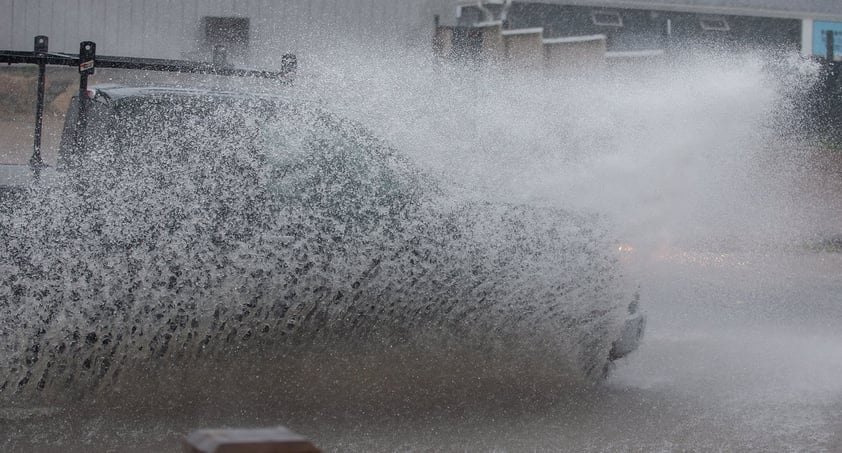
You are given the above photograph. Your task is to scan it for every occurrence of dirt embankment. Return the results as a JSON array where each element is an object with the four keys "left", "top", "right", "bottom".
[{"left": 0, "top": 67, "right": 78, "bottom": 165}]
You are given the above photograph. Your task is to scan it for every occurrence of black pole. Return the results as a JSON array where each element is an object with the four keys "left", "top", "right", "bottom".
[
  {"left": 30, "top": 35, "right": 48, "bottom": 181},
  {"left": 75, "top": 41, "right": 95, "bottom": 154},
  {"left": 827, "top": 30, "right": 835, "bottom": 61}
]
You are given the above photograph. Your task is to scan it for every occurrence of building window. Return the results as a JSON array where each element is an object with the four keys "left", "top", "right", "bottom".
[
  {"left": 699, "top": 17, "right": 730, "bottom": 32},
  {"left": 591, "top": 11, "right": 623, "bottom": 27},
  {"left": 204, "top": 16, "right": 250, "bottom": 55}
]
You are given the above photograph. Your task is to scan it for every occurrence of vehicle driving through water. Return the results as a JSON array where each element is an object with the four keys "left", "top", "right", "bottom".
[{"left": 0, "top": 80, "right": 644, "bottom": 409}]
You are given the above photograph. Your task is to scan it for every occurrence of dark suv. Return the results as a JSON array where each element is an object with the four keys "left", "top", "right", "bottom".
[{"left": 0, "top": 82, "right": 643, "bottom": 404}]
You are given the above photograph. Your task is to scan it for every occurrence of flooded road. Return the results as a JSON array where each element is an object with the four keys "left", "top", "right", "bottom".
[
  {"left": 3, "top": 250, "right": 840, "bottom": 452},
  {"left": 306, "top": 249, "right": 842, "bottom": 452}
]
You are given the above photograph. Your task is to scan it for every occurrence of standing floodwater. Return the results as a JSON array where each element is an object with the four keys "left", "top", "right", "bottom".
[{"left": 2, "top": 42, "right": 842, "bottom": 451}]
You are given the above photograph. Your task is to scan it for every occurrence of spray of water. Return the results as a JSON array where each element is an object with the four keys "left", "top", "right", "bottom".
[
  {"left": 298, "top": 43, "right": 830, "bottom": 248},
  {"left": 0, "top": 76, "right": 631, "bottom": 411},
  {"left": 0, "top": 36, "right": 833, "bottom": 426}
]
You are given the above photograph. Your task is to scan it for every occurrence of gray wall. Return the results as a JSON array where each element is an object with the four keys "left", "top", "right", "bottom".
[
  {"left": 522, "top": 0, "right": 842, "bottom": 20},
  {"left": 0, "top": 0, "right": 455, "bottom": 62},
  {"left": 481, "top": 3, "right": 803, "bottom": 52}
]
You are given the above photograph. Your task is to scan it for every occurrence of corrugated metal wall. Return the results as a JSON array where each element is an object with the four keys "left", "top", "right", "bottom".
[{"left": 0, "top": 0, "right": 455, "bottom": 60}]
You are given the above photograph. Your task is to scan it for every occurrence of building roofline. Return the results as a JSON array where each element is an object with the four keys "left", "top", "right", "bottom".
[{"left": 457, "top": 0, "right": 842, "bottom": 21}]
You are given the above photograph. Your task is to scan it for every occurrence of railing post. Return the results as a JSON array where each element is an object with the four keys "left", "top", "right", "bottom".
[
  {"left": 30, "top": 35, "right": 48, "bottom": 181},
  {"left": 75, "top": 41, "right": 96, "bottom": 154}
]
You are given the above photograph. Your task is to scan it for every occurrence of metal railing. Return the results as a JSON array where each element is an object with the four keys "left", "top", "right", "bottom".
[{"left": 0, "top": 36, "right": 297, "bottom": 182}]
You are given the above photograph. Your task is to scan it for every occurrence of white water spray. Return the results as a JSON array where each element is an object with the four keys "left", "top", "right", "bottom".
[{"left": 2, "top": 35, "right": 841, "bottom": 452}]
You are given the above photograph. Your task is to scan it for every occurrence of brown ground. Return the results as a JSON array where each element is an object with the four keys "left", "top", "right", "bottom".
[
  {"left": 0, "top": 117, "right": 64, "bottom": 165},
  {"left": 1, "top": 67, "right": 78, "bottom": 166}
]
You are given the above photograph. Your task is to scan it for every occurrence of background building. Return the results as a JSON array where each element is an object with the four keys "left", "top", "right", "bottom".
[
  {"left": 455, "top": 1, "right": 842, "bottom": 58},
  {"left": 5, "top": 1, "right": 842, "bottom": 64},
  {"left": 0, "top": 0, "right": 454, "bottom": 64}
]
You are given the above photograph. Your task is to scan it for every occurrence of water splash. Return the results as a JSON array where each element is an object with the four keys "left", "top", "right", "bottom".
[
  {"left": 1, "top": 37, "right": 833, "bottom": 417},
  {"left": 0, "top": 87, "right": 628, "bottom": 408},
  {"left": 298, "top": 44, "right": 830, "bottom": 250}
]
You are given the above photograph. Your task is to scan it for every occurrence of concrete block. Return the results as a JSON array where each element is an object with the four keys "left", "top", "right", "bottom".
[
  {"left": 502, "top": 28, "right": 545, "bottom": 70},
  {"left": 433, "top": 26, "right": 454, "bottom": 58},
  {"left": 477, "top": 21, "right": 505, "bottom": 61}
]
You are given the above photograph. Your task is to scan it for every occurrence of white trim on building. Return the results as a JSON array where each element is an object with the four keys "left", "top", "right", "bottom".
[
  {"left": 543, "top": 34, "right": 606, "bottom": 44},
  {"left": 801, "top": 18, "right": 814, "bottom": 57},
  {"left": 501, "top": 27, "right": 544, "bottom": 36}
]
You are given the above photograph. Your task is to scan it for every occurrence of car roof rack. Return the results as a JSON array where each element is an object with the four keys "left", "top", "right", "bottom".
[{"left": 0, "top": 35, "right": 297, "bottom": 181}]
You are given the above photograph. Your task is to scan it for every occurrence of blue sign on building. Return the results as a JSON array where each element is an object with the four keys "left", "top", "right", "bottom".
[{"left": 814, "top": 21, "right": 842, "bottom": 57}]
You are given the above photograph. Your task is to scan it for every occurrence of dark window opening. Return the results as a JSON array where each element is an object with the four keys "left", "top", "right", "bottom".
[
  {"left": 203, "top": 16, "right": 250, "bottom": 59},
  {"left": 591, "top": 11, "right": 623, "bottom": 27}
]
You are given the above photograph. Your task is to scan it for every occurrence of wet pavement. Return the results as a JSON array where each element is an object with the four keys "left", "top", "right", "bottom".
[{"left": 2, "top": 250, "right": 841, "bottom": 452}]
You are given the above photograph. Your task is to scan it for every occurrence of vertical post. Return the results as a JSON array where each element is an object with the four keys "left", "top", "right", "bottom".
[
  {"left": 30, "top": 35, "right": 48, "bottom": 181},
  {"left": 663, "top": 18, "right": 673, "bottom": 56},
  {"left": 75, "top": 41, "right": 96, "bottom": 154},
  {"left": 433, "top": 15, "right": 445, "bottom": 58},
  {"left": 820, "top": 30, "right": 840, "bottom": 143}
]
